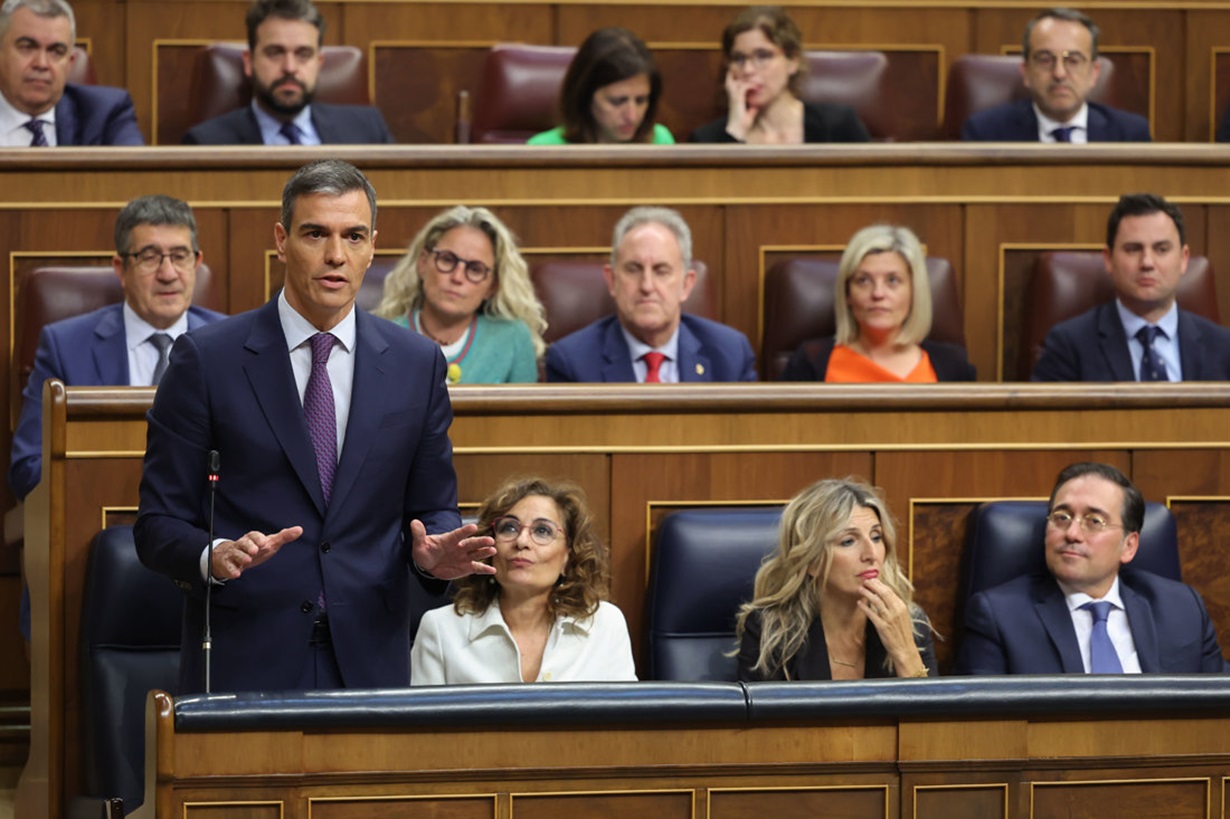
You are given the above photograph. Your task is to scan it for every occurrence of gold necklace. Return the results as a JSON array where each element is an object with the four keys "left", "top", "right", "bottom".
[{"left": 828, "top": 653, "right": 858, "bottom": 668}]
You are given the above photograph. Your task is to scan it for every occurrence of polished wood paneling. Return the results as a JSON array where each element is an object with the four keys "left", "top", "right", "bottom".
[
  {"left": 709, "top": 787, "right": 890, "bottom": 819},
  {"left": 1029, "top": 779, "right": 1209, "bottom": 819}
]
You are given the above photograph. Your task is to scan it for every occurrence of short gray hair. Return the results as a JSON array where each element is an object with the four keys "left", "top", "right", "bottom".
[
  {"left": 280, "top": 159, "right": 377, "bottom": 231},
  {"left": 610, "top": 206, "right": 692, "bottom": 270},
  {"left": 0, "top": 0, "right": 76, "bottom": 42},
  {"left": 114, "top": 195, "right": 198, "bottom": 255}
]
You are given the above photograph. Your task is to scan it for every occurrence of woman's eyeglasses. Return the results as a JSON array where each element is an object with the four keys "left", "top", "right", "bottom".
[
  {"left": 429, "top": 248, "right": 492, "bottom": 283},
  {"left": 491, "top": 516, "right": 565, "bottom": 546}
]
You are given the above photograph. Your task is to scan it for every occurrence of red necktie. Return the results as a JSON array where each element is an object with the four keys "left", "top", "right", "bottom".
[{"left": 642, "top": 352, "right": 666, "bottom": 383}]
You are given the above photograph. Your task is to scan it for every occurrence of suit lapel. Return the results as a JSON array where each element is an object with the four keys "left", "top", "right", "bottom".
[
  {"left": 1016, "top": 99, "right": 1041, "bottom": 141},
  {"left": 310, "top": 104, "right": 338, "bottom": 144},
  {"left": 600, "top": 319, "right": 637, "bottom": 382},
  {"left": 327, "top": 312, "right": 386, "bottom": 515},
  {"left": 91, "top": 306, "right": 129, "bottom": 384},
  {"left": 676, "top": 319, "right": 713, "bottom": 382},
  {"left": 1034, "top": 577, "right": 1085, "bottom": 673},
  {"left": 792, "top": 618, "right": 831, "bottom": 680},
  {"left": 53, "top": 93, "right": 78, "bottom": 146},
  {"left": 1095, "top": 303, "right": 1136, "bottom": 381},
  {"left": 243, "top": 301, "right": 327, "bottom": 514},
  {"left": 1121, "top": 581, "right": 1160, "bottom": 671},
  {"left": 1175, "top": 309, "right": 1202, "bottom": 379}
]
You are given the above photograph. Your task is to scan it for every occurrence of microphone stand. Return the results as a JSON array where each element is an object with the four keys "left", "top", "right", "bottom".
[{"left": 204, "top": 450, "right": 220, "bottom": 693}]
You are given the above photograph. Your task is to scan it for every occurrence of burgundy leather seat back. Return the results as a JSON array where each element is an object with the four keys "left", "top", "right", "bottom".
[
  {"left": 1018, "top": 251, "right": 1217, "bottom": 380},
  {"left": 471, "top": 44, "right": 576, "bottom": 144},
  {"left": 761, "top": 256, "right": 964, "bottom": 380},
  {"left": 799, "top": 50, "right": 890, "bottom": 139}
]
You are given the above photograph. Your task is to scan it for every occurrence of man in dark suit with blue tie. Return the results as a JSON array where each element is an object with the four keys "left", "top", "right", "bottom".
[
  {"left": 182, "top": 0, "right": 392, "bottom": 146},
  {"left": 961, "top": 8, "right": 1150, "bottom": 143},
  {"left": 135, "top": 160, "right": 494, "bottom": 693},
  {"left": 957, "top": 462, "right": 1227, "bottom": 675},
  {"left": 546, "top": 206, "right": 757, "bottom": 383},
  {"left": 9, "top": 194, "right": 223, "bottom": 640},
  {"left": 0, "top": 0, "right": 143, "bottom": 146},
  {"left": 1031, "top": 193, "right": 1230, "bottom": 381}
]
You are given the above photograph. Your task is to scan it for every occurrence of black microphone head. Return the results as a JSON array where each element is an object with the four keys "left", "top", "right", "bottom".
[{"left": 208, "top": 450, "right": 220, "bottom": 474}]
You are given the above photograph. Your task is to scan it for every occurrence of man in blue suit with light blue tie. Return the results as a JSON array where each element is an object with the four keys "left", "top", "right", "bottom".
[
  {"left": 546, "top": 206, "right": 757, "bottom": 383},
  {"left": 1031, "top": 193, "right": 1230, "bottom": 382},
  {"left": 961, "top": 8, "right": 1149, "bottom": 143},
  {"left": 135, "top": 160, "right": 495, "bottom": 693},
  {"left": 0, "top": 0, "right": 143, "bottom": 147},
  {"left": 957, "top": 462, "right": 1227, "bottom": 675}
]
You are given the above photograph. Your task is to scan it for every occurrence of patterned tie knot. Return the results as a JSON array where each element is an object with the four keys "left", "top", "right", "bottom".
[
  {"left": 1081, "top": 600, "right": 1113, "bottom": 624},
  {"left": 24, "top": 119, "right": 48, "bottom": 147},
  {"left": 642, "top": 351, "right": 667, "bottom": 383},
  {"left": 1135, "top": 324, "right": 1168, "bottom": 381},
  {"left": 1136, "top": 325, "right": 1162, "bottom": 346},
  {"left": 1051, "top": 126, "right": 1076, "bottom": 143},
  {"left": 280, "top": 121, "right": 303, "bottom": 145},
  {"left": 311, "top": 332, "right": 335, "bottom": 365}
]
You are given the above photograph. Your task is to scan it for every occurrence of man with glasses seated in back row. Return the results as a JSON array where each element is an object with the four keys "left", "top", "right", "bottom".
[
  {"left": 956, "top": 462, "right": 1228, "bottom": 675},
  {"left": 961, "top": 8, "right": 1151, "bottom": 143}
]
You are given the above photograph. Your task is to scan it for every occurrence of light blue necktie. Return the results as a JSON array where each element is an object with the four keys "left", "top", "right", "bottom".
[{"left": 1081, "top": 600, "right": 1123, "bottom": 673}]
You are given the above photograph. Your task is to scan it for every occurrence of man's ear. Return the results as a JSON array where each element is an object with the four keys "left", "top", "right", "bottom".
[
  {"left": 1119, "top": 531, "right": 1140, "bottom": 565},
  {"left": 242, "top": 49, "right": 253, "bottom": 79},
  {"left": 274, "top": 222, "right": 288, "bottom": 262}
]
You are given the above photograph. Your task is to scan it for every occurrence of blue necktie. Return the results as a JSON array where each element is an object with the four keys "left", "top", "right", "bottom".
[
  {"left": 1136, "top": 325, "right": 1168, "bottom": 381},
  {"left": 280, "top": 121, "right": 303, "bottom": 145},
  {"left": 24, "top": 119, "right": 49, "bottom": 147},
  {"left": 1051, "top": 126, "right": 1076, "bottom": 143},
  {"left": 1081, "top": 600, "right": 1123, "bottom": 673}
]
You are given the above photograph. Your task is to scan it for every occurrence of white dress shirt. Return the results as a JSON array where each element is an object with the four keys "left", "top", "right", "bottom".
[
  {"left": 0, "top": 91, "right": 58, "bottom": 146},
  {"left": 1035, "top": 102, "right": 1090, "bottom": 143},
  {"left": 621, "top": 324, "right": 681, "bottom": 383},
  {"left": 410, "top": 600, "right": 638, "bottom": 684},
  {"left": 1059, "top": 576, "right": 1142, "bottom": 673},
  {"left": 123, "top": 302, "right": 189, "bottom": 386}
]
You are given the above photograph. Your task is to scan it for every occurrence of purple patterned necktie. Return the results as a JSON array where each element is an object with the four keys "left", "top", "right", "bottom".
[
  {"left": 24, "top": 119, "right": 48, "bottom": 147},
  {"left": 304, "top": 333, "right": 337, "bottom": 505}
]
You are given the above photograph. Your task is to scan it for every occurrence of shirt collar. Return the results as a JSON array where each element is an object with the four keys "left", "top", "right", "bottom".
[
  {"left": 276, "top": 288, "right": 356, "bottom": 353},
  {"left": 250, "top": 100, "right": 315, "bottom": 145},
  {"left": 619, "top": 322, "right": 680, "bottom": 364},
  {"left": 122, "top": 301, "right": 190, "bottom": 351},
  {"left": 1115, "top": 298, "right": 1179, "bottom": 340},
  {"left": 0, "top": 90, "right": 57, "bottom": 144},
  {"left": 1058, "top": 574, "right": 1125, "bottom": 612},
  {"left": 1034, "top": 102, "right": 1089, "bottom": 141},
  {"left": 466, "top": 599, "right": 593, "bottom": 642}
]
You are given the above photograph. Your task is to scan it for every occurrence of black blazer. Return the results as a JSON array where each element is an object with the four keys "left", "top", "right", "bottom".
[
  {"left": 1030, "top": 302, "right": 1230, "bottom": 382},
  {"left": 961, "top": 98, "right": 1150, "bottom": 142},
  {"left": 738, "top": 608, "right": 939, "bottom": 681},
  {"left": 690, "top": 101, "right": 870, "bottom": 143},
  {"left": 781, "top": 337, "right": 977, "bottom": 382},
  {"left": 182, "top": 102, "right": 394, "bottom": 145}
]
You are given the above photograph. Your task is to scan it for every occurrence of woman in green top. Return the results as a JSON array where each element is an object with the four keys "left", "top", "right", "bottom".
[
  {"left": 374, "top": 206, "right": 547, "bottom": 384},
  {"left": 527, "top": 27, "right": 675, "bottom": 145}
]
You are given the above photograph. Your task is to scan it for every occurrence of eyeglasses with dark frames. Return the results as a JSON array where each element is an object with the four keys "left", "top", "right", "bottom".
[
  {"left": 429, "top": 248, "right": 492, "bottom": 283},
  {"left": 121, "top": 246, "right": 198, "bottom": 273}
]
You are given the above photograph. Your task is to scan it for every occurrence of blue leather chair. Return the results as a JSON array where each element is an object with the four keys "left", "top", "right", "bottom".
[
  {"left": 962, "top": 500, "right": 1181, "bottom": 603},
  {"left": 646, "top": 507, "right": 782, "bottom": 681},
  {"left": 78, "top": 525, "right": 183, "bottom": 816}
]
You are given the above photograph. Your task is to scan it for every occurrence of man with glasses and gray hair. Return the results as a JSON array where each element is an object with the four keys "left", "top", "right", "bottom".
[
  {"left": 956, "top": 462, "right": 1227, "bottom": 675},
  {"left": 546, "top": 206, "right": 756, "bottom": 383},
  {"left": 960, "top": 7, "right": 1150, "bottom": 142}
]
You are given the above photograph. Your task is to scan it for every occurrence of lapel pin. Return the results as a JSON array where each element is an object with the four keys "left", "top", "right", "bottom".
[{"left": 695, "top": 363, "right": 705, "bottom": 376}]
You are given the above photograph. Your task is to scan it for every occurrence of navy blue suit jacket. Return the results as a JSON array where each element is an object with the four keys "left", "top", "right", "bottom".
[
  {"left": 53, "top": 83, "right": 144, "bottom": 146},
  {"left": 1031, "top": 301, "right": 1230, "bottom": 381},
  {"left": 8, "top": 302, "right": 224, "bottom": 500},
  {"left": 961, "top": 98, "right": 1151, "bottom": 142},
  {"left": 134, "top": 299, "right": 459, "bottom": 692},
  {"left": 182, "top": 102, "right": 394, "bottom": 145},
  {"left": 957, "top": 571, "right": 1227, "bottom": 674},
  {"left": 545, "top": 314, "right": 757, "bottom": 382}
]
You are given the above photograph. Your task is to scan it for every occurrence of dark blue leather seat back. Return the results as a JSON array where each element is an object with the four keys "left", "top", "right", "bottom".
[
  {"left": 80, "top": 525, "right": 182, "bottom": 814},
  {"left": 963, "top": 500, "right": 1181, "bottom": 601},
  {"left": 646, "top": 507, "right": 782, "bottom": 681}
]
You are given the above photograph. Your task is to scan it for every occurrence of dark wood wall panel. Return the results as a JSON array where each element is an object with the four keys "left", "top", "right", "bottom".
[
  {"left": 709, "top": 787, "right": 891, "bottom": 819},
  {"left": 1030, "top": 779, "right": 1209, "bottom": 819}
]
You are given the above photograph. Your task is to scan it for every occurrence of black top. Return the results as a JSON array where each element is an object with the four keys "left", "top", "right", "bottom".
[
  {"left": 690, "top": 101, "right": 871, "bottom": 143},
  {"left": 738, "top": 608, "right": 939, "bottom": 681},
  {"left": 781, "top": 337, "right": 977, "bottom": 382}
]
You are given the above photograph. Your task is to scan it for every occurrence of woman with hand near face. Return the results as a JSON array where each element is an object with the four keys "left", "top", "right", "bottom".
[
  {"left": 411, "top": 477, "right": 637, "bottom": 684},
  {"left": 528, "top": 27, "right": 674, "bottom": 145},
  {"left": 691, "top": 6, "right": 870, "bottom": 144},
  {"left": 782, "top": 224, "right": 976, "bottom": 382},
  {"left": 375, "top": 205, "right": 546, "bottom": 384},
  {"left": 736, "top": 478, "right": 938, "bottom": 681}
]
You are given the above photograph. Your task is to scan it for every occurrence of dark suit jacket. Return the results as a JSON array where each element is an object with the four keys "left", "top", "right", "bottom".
[
  {"left": 134, "top": 299, "right": 458, "bottom": 692},
  {"left": 53, "top": 83, "right": 144, "bottom": 146},
  {"left": 8, "top": 303, "right": 224, "bottom": 500},
  {"left": 956, "top": 571, "right": 1227, "bottom": 674},
  {"left": 1216, "top": 104, "right": 1230, "bottom": 142},
  {"left": 1030, "top": 302, "right": 1230, "bottom": 382},
  {"left": 781, "top": 337, "right": 977, "bottom": 382},
  {"left": 690, "top": 101, "right": 871, "bottom": 143},
  {"left": 545, "top": 314, "right": 757, "bottom": 382},
  {"left": 738, "top": 608, "right": 939, "bottom": 681},
  {"left": 961, "top": 98, "right": 1151, "bottom": 142},
  {"left": 182, "top": 102, "right": 394, "bottom": 145}
]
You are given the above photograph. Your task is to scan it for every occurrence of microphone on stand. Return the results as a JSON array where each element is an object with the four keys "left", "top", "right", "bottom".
[{"left": 203, "top": 449, "right": 220, "bottom": 693}]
